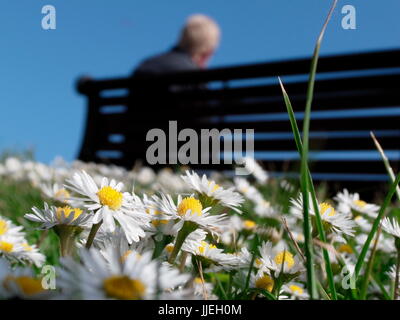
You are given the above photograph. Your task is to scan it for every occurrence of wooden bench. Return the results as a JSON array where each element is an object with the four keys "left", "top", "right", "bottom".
[{"left": 76, "top": 49, "right": 400, "bottom": 192}]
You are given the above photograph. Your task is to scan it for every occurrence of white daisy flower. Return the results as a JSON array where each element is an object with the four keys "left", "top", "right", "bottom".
[
  {"left": 256, "top": 241, "right": 304, "bottom": 278},
  {"left": 193, "top": 277, "right": 217, "bottom": 300},
  {"left": 0, "top": 216, "right": 25, "bottom": 239},
  {"left": 182, "top": 239, "right": 240, "bottom": 271},
  {"left": 354, "top": 215, "right": 372, "bottom": 233},
  {"left": 251, "top": 272, "right": 275, "bottom": 293},
  {"left": 334, "top": 189, "right": 379, "bottom": 218},
  {"left": 355, "top": 234, "right": 395, "bottom": 254},
  {"left": 140, "top": 194, "right": 178, "bottom": 238},
  {"left": 181, "top": 170, "right": 244, "bottom": 213},
  {"left": 40, "top": 182, "right": 71, "bottom": 203},
  {"left": 65, "top": 170, "right": 150, "bottom": 243},
  {"left": 58, "top": 248, "right": 191, "bottom": 300},
  {"left": 382, "top": 218, "right": 400, "bottom": 239},
  {"left": 254, "top": 197, "right": 280, "bottom": 219},
  {"left": 234, "top": 177, "right": 262, "bottom": 202},
  {"left": 0, "top": 236, "right": 45, "bottom": 267},
  {"left": 135, "top": 167, "right": 156, "bottom": 185},
  {"left": 388, "top": 265, "right": 400, "bottom": 285},
  {"left": 0, "top": 258, "right": 52, "bottom": 299},
  {"left": 25, "top": 203, "right": 92, "bottom": 229},
  {"left": 16, "top": 242, "right": 46, "bottom": 268},
  {"left": 155, "top": 168, "right": 189, "bottom": 193},
  {"left": 290, "top": 193, "right": 356, "bottom": 237},
  {"left": 95, "top": 227, "right": 155, "bottom": 265},
  {"left": 150, "top": 193, "right": 228, "bottom": 236},
  {"left": 237, "top": 157, "right": 269, "bottom": 184},
  {"left": 281, "top": 282, "right": 309, "bottom": 300}
]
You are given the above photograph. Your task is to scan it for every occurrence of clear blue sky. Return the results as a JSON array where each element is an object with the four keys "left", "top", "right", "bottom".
[{"left": 1, "top": 0, "right": 399, "bottom": 163}]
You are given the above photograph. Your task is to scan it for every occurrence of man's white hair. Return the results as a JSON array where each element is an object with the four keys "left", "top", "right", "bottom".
[{"left": 178, "top": 14, "right": 220, "bottom": 56}]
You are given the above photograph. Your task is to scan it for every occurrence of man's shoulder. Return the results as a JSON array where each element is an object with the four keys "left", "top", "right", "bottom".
[{"left": 133, "top": 48, "right": 198, "bottom": 77}]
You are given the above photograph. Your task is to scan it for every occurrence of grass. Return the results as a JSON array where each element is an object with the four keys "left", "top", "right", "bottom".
[{"left": 0, "top": 178, "right": 60, "bottom": 267}]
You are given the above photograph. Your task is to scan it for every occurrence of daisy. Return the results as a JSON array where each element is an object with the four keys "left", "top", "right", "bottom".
[
  {"left": 281, "top": 282, "right": 309, "bottom": 300},
  {"left": 256, "top": 241, "right": 304, "bottom": 278},
  {"left": 355, "top": 234, "right": 395, "bottom": 254},
  {"left": 141, "top": 194, "right": 178, "bottom": 238},
  {"left": 290, "top": 193, "right": 356, "bottom": 237},
  {"left": 388, "top": 265, "right": 400, "bottom": 286},
  {"left": 182, "top": 239, "right": 240, "bottom": 271},
  {"left": 0, "top": 235, "right": 45, "bottom": 267},
  {"left": 95, "top": 227, "right": 155, "bottom": 265},
  {"left": 237, "top": 157, "right": 269, "bottom": 184},
  {"left": 234, "top": 177, "right": 262, "bottom": 202},
  {"left": 354, "top": 215, "right": 372, "bottom": 233},
  {"left": 251, "top": 272, "right": 275, "bottom": 293},
  {"left": 0, "top": 258, "right": 52, "bottom": 299},
  {"left": 334, "top": 189, "right": 379, "bottom": 218},
  {"left": 181, "top": 170, "right": 244, "bottom": 213},
  {"left": 25, "top": 203, "right": 92, "bottom": 229},
  {"left": 382, "top": 217, "right": 400, "bottom": 239},
  {"left": 150, "top": 193, "right": 228, "bottom": 236},
  {"left": 193, "top": 277, "right": 217, "bottom": 300},
  {"left": 65, "top": 170, "right": 150, "bottom": 243},
  {"left": 58, "top": 248, "right": 191, "bottom": 300},
  {"left": 0, "top": 215, "right": 25, "bottom": 239},
  {"left": 40, "top": 182, "right": 71, "bottom": 203}
]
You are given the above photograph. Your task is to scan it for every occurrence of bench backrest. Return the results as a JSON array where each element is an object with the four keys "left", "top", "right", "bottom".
[{"left": 77, "top": 49, "right": 400, "bottom": 191}]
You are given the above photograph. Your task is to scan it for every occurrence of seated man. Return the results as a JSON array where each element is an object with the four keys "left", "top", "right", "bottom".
[{"left": 133, "top": 14, "right": 220, "bottom": 77}]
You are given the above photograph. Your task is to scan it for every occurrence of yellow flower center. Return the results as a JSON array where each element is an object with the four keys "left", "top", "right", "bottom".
[
  {"left": 255, "top": 274, "right": 274, "bottom": 292},
  {"left": 320, "top": 202, "right": 336, "bottom": 217},
  {"left": 120, "top": 250, "right": 133, "bottom": 263},
  {"left": 289, "top": 284, "right": 304, "bottom": 295},
  {"left": 177, "top": 197, "right": 203, "bottom": 216},
  {"left": 146, "top": 207, "right": 161, "bottom": 215},
  {"left": 151, "top": 219, "right": 169, "bottom": 227},
  {"left": 208, "top": 181, "right": 220, "bottom": 192},
  {"left": 244, "top": 220, "right": 256, "bottom": 230},
  {"left": 0, "top": 220, "right": 8, "bottom": 236},
  {"left": 194, "top": 277, "right": 204, "bottom": 285},
  {"left": 0, "top": 241, "right": 13, "bottom": 253},
  {"left": 198, "top": 241, "right": 216, "bottom": 255},
  {"left": 338, "top": 244, "right": 353, "bottom": 254},
  {"left": 354, "top": 200, "right": 367, "bottom": 208},
  {"left": 274, "top": 250, "right": 295, "bottom": 269},
  {"left": 4, "top": 276, "right": 44, "bottom": 296},
  {"left": 241, "top": 187, "right": 249, "bottom": 193},
  {"left": 165, "top": 244, "right": 174, "bottom": 253},
  {"left": 54, "top": 188, "right": 70, "bottom": 201},
  {"left": 120, "top": 250, "right": 141, "bottom": 263},
  {"left": 103, "top": 276, "right": 146, "bottom": 300},
  {"left": 22, "top": 243, "right": 33, "bottom": 252},
  {"left": 56, "top": 206, "right": 83, "bottom": 222},
  {"left": 97, "top": 186, "right": 123, "bottom": 210}
]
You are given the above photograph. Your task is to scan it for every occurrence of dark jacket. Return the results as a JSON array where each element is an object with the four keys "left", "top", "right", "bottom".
[{"left": 133, "top": 46, "right": 199, "bottom": 77}]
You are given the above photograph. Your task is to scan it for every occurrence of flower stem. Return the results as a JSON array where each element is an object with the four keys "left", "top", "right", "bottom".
[
  {"left": 168, "top": 221, "right": 197, "bottom": 264},
  {"left": 55, "top": 225, "right": 80, "bottom": 257},
  {"left": 85, "top": 220, "right": 103, "bottom": 249}
]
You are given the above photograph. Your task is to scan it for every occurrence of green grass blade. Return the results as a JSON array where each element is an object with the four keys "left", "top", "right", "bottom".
[
  {"left": 371, "top": 132, "right": 400, "bottom": 200},
  {"left": 279, "top": 78, "right": 337, "bottom": 299}
]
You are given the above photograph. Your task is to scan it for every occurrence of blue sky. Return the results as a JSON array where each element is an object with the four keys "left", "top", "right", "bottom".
[{"left": 1, "top": 0, "right": 399, "bottom": 163}]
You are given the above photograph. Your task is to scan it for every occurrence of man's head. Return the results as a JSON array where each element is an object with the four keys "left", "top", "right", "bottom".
[{"left": 178, "top": 14, "right": 220, "bottom": 68}]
